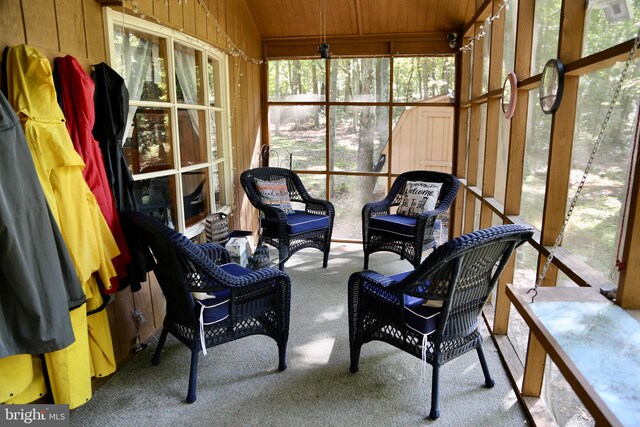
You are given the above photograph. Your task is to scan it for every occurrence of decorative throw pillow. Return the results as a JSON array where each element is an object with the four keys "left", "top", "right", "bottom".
[
  {"left": 397, "top": 181, "right": 443, "bottom": 217},
  {"left": 255, "top": 178, "right": 294, "bottom": 214}
]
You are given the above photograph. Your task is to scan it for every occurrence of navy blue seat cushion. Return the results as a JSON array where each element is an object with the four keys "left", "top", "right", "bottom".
[
  {"left": 403, "top": 295, "right": 440, "bottom": 336},
  {"left": 369, "top": 214, "right": 416, "bottom": 237},
  {"left": 194, "top": 263, "right": 254, "bottom": 324},
  {"left": 389, "top": 271, "right": 441, "bottom": 336},
  {"left": 263, "top": 210, "right": 330, "bottom": 235}
]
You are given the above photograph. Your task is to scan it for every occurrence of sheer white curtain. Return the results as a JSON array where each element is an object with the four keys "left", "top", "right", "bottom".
[
  {"left": 174, "top": 47, "right": 200, "bottom": 137},
  {"left": 116, "top": 28, "right": 155, "bottom": 145}
]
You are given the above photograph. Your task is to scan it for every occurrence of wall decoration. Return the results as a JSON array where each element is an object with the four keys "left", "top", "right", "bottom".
[
  {"left": 501, "top": 72, "right": 518, "bottom": 119},
  {"left": 540, "top": 58, "right": 565, "bottom": 114}
]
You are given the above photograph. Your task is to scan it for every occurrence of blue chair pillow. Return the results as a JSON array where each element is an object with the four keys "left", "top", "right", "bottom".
[{"left": 255, "top": 178, "right": 294, "bottom": 214}]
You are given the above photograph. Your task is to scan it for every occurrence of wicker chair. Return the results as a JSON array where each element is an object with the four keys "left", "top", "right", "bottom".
[
  {"left": 123, "top": 210, "right": 291, "bottom": 403},
  {"left": 240, "top": 167, "right": 335, "bottom": 270},
  {"left": 362, "top": 170, "right": 459, "bottom": 269},
  {"left": 348, "top": 224, "right": 534, "bottom": 419}
]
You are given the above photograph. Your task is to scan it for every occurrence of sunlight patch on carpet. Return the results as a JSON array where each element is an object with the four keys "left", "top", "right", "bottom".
[{"left": 293, "top": 337, "right": 335, "bottom": 366}]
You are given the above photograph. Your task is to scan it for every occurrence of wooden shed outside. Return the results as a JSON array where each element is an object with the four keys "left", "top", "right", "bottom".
[{"left": 381, "top": 96, "right": 454, "bottom": 174}]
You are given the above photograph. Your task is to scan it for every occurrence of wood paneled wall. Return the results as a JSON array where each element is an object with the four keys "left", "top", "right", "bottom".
[
  {"left": 0, "top": 0, "right": 106, "bottom": 67},
  {"left": 0, "top": 0, "right": 263, "bottom": 365}
]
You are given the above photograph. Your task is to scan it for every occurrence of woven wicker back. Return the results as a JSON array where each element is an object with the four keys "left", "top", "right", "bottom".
[
  {"left": 389, "top": 224, "right": 534, "bottom": 342},
  {"left": 123, "top": 210, "right": 231, "bottom": 326}
]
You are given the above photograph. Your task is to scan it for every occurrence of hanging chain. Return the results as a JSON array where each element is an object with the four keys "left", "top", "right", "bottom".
[{"left": 529, "top": 26, "right": 640, "bottom": 303}]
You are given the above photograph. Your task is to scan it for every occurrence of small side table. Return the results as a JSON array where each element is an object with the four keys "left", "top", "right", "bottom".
[{"left": 507, "top": 285, "right": 640, "bottom": 426}]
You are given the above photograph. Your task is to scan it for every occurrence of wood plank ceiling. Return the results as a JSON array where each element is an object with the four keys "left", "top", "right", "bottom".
[{"left": 243, "top": 0, "right": 476, "bottom": 39}]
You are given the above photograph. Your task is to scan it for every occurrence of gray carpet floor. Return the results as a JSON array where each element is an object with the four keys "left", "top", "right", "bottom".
[{"left": 70, "top": 244, "right": 529, "bottom": 427}]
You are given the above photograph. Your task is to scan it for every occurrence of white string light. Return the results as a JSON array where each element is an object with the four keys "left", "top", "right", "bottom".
[
  {"left": 460, "top": 0, "right": 510, "bottom": 53},
  {"left": 124, "top": 0, "right": 249, "bottom": 139},
  {"left": 129, "top": 0, "right": 263, "bottom": 64},
  {"left": 194, "top": 0, "right": 264, "bottom": 64}
]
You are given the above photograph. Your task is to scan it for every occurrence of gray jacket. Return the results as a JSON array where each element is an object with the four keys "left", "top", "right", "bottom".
[{"left": 0, "top": 91, "right": 85, "bottom": 358}]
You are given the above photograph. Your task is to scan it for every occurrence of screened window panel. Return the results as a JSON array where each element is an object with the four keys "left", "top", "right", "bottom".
[
  {"left": 268, "top": 59, "right": 326, "bottom": 102},
  {"left": 583, "top": 0, "right": 640, "bottom": 58},
  {"left": 521, "top": 89, "right": 550, "bottom": 229},
  {"left": 501, "top": 0, "right": 519, "bottom": 77},
  {"left": 329, "top": 106, "right": 389, "bottom": 172},
  {"left": 329, "top": 175, "right": 386, "bottom": 240},
  {"left": 298, "top": 174, "right": 327, "bottom": 200},
  {"left": 392, "top": 57, "right": 455, "bottom": 103},
  {"left": 269, "top": 105, "right": 326, "bottom": 170},
  {"left": 481, "top": 17, "right": 491, "bottom": 94},
  {"left": 477, "top": 103, "right": 487, "bottom": 188},
  {"left": 330, "top": 58, "right": 390, "bottom": 102},
  {"left": 531, "top": 0, "right": 561, "bottom": 76},
  {"left": 495, "top": 115, "right": 510, "bottom": 204},
  {"left": 561, "top": 63, "right": 640, "bottom": 283}
]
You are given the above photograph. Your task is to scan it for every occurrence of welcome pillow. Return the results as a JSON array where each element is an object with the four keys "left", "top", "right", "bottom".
[
  {"left": 397, "top": 181, "right": 443, "bottom": 217},
  {"left": 255, "top": 178, "right": 294, "bottom": 214}
]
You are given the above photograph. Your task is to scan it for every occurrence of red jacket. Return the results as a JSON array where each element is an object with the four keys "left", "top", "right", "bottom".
[{"left": 55, "top": 55, "right": 131, "bottom": 293}]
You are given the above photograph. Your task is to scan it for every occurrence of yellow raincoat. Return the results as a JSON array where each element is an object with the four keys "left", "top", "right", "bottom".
[
  {"left": 3, "top": 44, "right": 120, "bottom": 409},
  {"left": 0, "top": 356, "right": 47, "bottom": 404}
]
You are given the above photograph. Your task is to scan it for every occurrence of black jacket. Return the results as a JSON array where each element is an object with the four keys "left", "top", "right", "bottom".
[{"left": 92, "top": 63, "right": 152, "bottom": 291}]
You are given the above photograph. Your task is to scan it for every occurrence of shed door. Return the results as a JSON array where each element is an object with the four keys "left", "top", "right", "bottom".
[{"left": 389, "top": 106, "right": 454, "bottom": 174}]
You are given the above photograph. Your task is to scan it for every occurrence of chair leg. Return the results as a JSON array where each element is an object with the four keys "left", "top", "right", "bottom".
[
  {"left": 412, "top": 256, "right": 421, "bottom": 269},
  {"left": 278, "top": 342, "right": 287, "bottom": 371},
  {"left": 429, "top": 365, "right": 440, "bottom": 419},
  {"left": 413, "top": 247, "right": 422, "bottom": 269},
  {"left": 363, "top": 252, "right": 369, "bottom": 270},
  {"left": 278, "top": 244, "right": 288, "bottom": 271},
  {"left": 186, "top": 349, "right": 199, "bottom": 403},
  {"left": 322, "top": 248, "right": 329, "bottom": 268},
  {"left": 151, "top": 327, "right": 169, "bottom": 366},
  {"left": 349, "top": 345, "right": 361, "bottom": 373},
  {"left": 476, "top": 346, "right": 495, "bottom": 388}
]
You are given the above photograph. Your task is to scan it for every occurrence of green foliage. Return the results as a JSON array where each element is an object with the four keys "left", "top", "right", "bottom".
[
  {"left": 516, "top": 1, "right": 640, "bottom": 281},
  {"left": 267, "top": 55, "right": 455, "bottom": 239},
  {"left": 393, "top": 57, "right": 455, "bottom": 102},
  {"left": 268, "top": 59, "right": 326, "bottom": 100}
]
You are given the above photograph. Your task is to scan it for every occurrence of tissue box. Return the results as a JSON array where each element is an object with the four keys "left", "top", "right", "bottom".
[{"left": 225, "top": 237, "right": 249, "bottom": 257}]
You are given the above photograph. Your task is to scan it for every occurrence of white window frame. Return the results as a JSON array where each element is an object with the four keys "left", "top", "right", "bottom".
[{"left": 104, "top": 9, "right": 233, "bottom": 238}]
